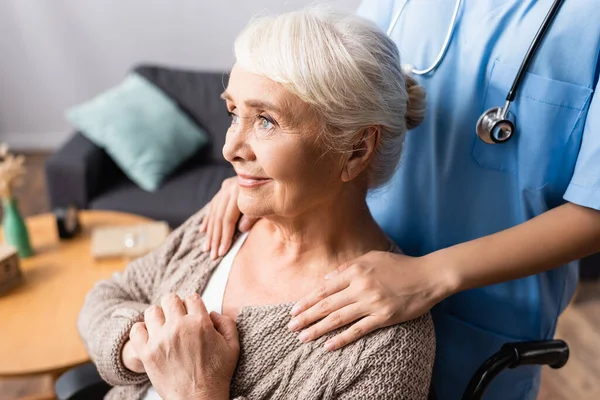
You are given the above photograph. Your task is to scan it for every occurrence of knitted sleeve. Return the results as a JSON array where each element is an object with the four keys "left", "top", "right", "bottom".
[
  {"left": 77, "top": 208, "right": 206, "bottom": 386},
  {"left": 334, "top": 313, "right": 436, "bottom": 400}
]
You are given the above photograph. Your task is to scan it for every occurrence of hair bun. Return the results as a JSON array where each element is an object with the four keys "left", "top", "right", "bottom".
[{"left": 404, "top": 74, "right": 426, "bottom": 130}]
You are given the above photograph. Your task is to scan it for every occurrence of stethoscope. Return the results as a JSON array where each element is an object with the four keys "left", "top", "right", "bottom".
[{"left": 388, "top": 0, "right": 565, "bottom": 144}]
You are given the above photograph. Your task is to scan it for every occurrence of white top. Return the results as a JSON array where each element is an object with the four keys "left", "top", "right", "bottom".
[{"left": 142, "top": 232, "right": 249, "bottom": 400}]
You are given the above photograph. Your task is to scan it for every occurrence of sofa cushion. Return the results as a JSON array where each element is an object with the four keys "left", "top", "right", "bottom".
[
  {"left": 90, "top": 164, "right": 235, "bottom": 228},
  {"left": 134, "top": 65, "right": 231, "bottom": 166},
  {"left": 66, "top": 72, "right": 210, "bottom": 192}
]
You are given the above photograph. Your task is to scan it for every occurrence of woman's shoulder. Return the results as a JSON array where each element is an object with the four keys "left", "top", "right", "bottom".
[
  {"left": 154, "top": 206, "right": 216, "bottom": 285},
  {"left": 233, "top": 309, "right": 435, "bottom": 399},
  {"left": 162, "top": 206, "right": 212, "bottom": 255},
  {"left": 316, "top": 314, "right": 435, "bottom": 397},
  {"left": 177, "top": 206, "right": 209, "bottom": 239},
  {"left": 354, "top": 313, "right": 435, "bottom": 358}
]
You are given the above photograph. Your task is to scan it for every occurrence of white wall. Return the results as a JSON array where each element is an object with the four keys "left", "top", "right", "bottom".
[{"left": 0, "top": 0, "right": 361, "bottom": 150}]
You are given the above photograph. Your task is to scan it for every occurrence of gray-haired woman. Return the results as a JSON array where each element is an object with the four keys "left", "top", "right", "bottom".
[{"left": 78, "top": 6, "right": 432, "bottom": 400}]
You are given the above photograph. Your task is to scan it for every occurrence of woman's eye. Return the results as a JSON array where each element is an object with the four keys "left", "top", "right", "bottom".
[
  {"left": 228, "top": 112, "right": 239, "bottom": 125},
  {"left": 259, "top": 116, "right": 274, "bottom": 130}
]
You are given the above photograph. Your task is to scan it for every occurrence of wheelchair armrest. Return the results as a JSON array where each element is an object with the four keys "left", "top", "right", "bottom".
[
  {"left": 503, "top": 339, "right": 569, "bottom": 369},
  {"left": 462, "top": 340, "right": 569, "bottom": 400},
  {"left": 55, "top": 362, "right": 111, "bottom": 400}
]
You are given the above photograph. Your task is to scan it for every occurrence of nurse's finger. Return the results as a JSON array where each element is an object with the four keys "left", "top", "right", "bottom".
[
  {"left": 323, "top": 316, "right": 381, "bottom": 351},
  {"left": 210, "top": 195, "right": 228, "bottom": 260},
  {"left": 204, "top": 203, "right": 215, "bottom": 252},
  {"left": 290, "top": 272, "right": 352, "bottom": 318},
  {"left": 238, "top": 215, "right": 259, "bottom": 233},
  {"left": 296, "top": 303, "right": 365, "bottom": 343},
  {"left": 323, "top": 260, "right": 354, "bottom": 279},
  {"left": 217, "top": 193, "right": 240, "bottom": 257},
  {"left": 160, "top": 294, "right": 186, "bottom": 321},
  {"left": 144, "top": 305, "right": 166, "bottom": 336},
  {"left": 199, "top": 202, "right": 212, "bottom": 233},
  {"left": 288, "top": 288, "right": 354, "bottom": 332}
]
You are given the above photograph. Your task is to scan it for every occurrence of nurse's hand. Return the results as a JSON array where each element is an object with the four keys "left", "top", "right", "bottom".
[
  {"left": 199, "top": 176, "right": 259, "bottom": 260},
  {"left": 288, "top": 251, "right": 457, "bottom": 351},
  {"left": 129, "top": 294, "right": 240, "bottom": 400}
]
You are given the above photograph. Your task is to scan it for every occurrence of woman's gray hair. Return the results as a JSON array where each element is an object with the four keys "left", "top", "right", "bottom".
[{"left": 234, "top": 6, "right": 426, "bottom": 188}]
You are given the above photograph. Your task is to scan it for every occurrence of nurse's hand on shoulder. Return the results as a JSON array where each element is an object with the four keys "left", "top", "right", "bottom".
[
  {"left": 288, "top": 251, "right": 457, "bottom": 351},
  {"left": 129, "top": 293, "right": 240, "bottom": 400},
  {"left": 200, "top": 176, "right": 259, "bottom": 260}
]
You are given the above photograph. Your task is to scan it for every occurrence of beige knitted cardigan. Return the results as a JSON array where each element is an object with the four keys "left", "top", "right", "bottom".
[{"left": 78, "top": 207, "right": 435, "bottom": 400}]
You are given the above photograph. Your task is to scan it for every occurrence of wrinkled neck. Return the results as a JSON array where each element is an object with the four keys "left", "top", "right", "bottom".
[{"left": 256, "top": 185, "right": 389, "bottom": 270}]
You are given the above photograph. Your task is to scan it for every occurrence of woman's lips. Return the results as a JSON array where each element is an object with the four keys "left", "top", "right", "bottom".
[{"left": 236, "top": 174, "right": 272, "bottom": 188}]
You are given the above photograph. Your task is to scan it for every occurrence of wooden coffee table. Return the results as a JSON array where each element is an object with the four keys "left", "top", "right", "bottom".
[{"left": 0, "top": 211, "right": 153, "bottom": 383}]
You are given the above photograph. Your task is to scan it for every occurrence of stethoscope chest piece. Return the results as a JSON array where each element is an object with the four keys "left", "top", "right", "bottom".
[{"left": 476, "top": 105, "right": 516, "bottom": 144}]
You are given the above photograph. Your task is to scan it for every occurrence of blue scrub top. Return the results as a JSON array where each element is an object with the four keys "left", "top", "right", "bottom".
[{"left": 358, "top": 0, "right": 600, "bottom": 398}]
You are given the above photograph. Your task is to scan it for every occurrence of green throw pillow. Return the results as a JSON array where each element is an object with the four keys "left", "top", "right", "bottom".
[{"left": 66, "top": 72, "right": 209, "bottom": 192}]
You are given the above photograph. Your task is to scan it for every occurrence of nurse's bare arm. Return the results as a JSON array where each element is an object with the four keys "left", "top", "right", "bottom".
[{"left": 435, "top": 202, "right": 600, "bottom": 292}]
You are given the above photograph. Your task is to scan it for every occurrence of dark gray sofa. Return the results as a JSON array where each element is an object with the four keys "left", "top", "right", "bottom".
[{"left": 45, "top": 65, "right": 235, "bottom": 227}]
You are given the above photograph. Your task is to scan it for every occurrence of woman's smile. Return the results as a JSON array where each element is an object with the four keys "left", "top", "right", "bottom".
[{"left": 236, "top": 172, "right": 273, "bottom": 188}]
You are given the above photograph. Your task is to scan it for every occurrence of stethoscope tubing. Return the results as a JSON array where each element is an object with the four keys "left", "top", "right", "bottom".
[
  {"left": 505, "top": 0, "right": 564, "bottom": 102},
  {"left": 389, "top": 0, "right": 565, "bottom": 143},
  {"left": 387, "top": 0, "right": 463, "bottom": 76}
]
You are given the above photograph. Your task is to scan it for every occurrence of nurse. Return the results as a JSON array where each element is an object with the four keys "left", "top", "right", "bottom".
[{"left": 200, "top": 0, "right": 600, "bottom": 398}]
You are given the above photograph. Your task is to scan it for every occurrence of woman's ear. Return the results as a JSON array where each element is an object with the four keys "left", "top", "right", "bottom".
[{"left": 341, "top": 126, "right": 380, "bottom": 182}]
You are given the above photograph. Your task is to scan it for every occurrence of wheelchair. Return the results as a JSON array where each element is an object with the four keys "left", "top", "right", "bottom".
[{"left": 55, "top": 339, "right": 568, "bottom": 400}]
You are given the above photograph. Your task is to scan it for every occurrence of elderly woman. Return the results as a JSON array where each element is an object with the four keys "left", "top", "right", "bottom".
[{"left": 78, "top": 7, "right": 433, "bottom": 400}]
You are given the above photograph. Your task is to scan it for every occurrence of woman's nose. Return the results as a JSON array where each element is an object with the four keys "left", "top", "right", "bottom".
[{"left": 222, "top": 123, "right": 256, "bottom": 163}]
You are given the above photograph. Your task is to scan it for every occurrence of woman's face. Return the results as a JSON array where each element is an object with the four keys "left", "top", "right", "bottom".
[{"left": 222, "top": 64, "right": 345, "bottom": 219}]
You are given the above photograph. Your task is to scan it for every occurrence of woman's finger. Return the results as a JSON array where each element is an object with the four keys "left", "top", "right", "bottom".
[
  {"left": 297, "top": 302, "right": 365, "bottom": 343},
  {"left": 185, "top": 293, "right": 210, "bottom": 319},
  {"left": 323, "top": 316, "right": 381, "bottom": 351},
  {"left": 161, "top": 294, "right": 186, "bottom": 321},
  {"left": 210, "top": 312, "right": 239, "bottom": 347},
  {"left": 144, "top": 305, "right": 166, "bottom": 336},
  {"left": 288, "top": 288, "right": 354, "bottom": 332},
  {"left": 129, "top": 322, "right": 149, "bottom": 363},
  {"left": 218, "top": 193, "right": 241, "bottom": 257},
  {"left": 184, "top": 293, "right": 206, "bottom": 316},
  {"left": 129, "top": 321, "right": 149, "bottom": 346},
  {"left": 290, "top": 270, "right": 352, "bottom": 318}
]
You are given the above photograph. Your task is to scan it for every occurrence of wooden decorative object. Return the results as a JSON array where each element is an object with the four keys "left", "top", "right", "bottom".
[{"left": 0, "top": 244, "right": 22, "bottom": 295}]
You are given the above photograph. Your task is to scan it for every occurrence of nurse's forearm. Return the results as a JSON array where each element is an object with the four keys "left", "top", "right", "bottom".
[{"left": 430, "top": 202, "right": 600, "bottom": 294}]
